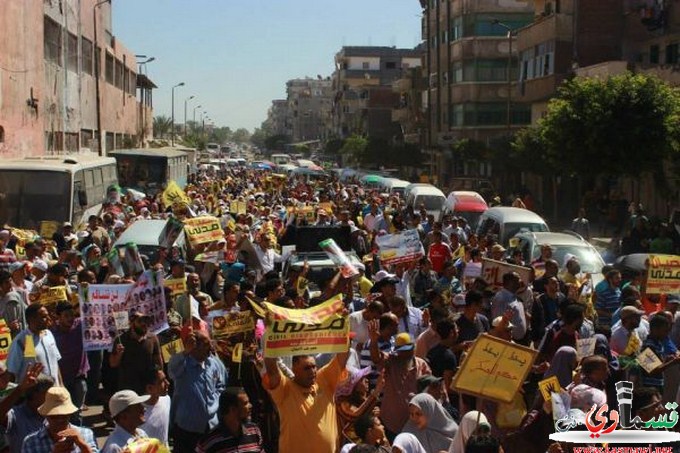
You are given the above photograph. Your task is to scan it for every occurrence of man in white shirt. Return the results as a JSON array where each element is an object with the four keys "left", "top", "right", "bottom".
[
  {"left": 349, "top": 301, "right": 384, "bottom": 349},
  {"left": 253, "top": 235, "right": 289, "bottom": 277},
  {"left": 140, "top": 368, "right": 171, "bottom": 446},
  {"left": 102, "top": 390, "right": 151, "bottom": 453}
]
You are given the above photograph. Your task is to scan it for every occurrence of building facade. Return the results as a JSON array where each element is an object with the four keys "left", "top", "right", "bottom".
[
  {"left": 331, "top": 46, "right": 422, "bottom": 141},
  {"left": 266, "top": 99, "right": 291, "bottom": 137},
  {"left": 0, "top": 0, "right": 152, "bottom": 157},
  {"left": 286, "top": 77, "right": 332, "bottom": 142}
]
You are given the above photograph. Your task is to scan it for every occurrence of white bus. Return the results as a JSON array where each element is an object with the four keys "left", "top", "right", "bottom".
[{"left": 0, "top": 154, "right": 118, "bottom": 229}]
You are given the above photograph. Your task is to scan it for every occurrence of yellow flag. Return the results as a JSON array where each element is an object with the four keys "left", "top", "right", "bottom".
[
  {"left": 24, "top": 334, "right": 36, "bottom": 358},
  {"left": 232, "top": 342, "right": 243, "bottom": 363},
  {"left": 162, "top": 181, "right": 191, "bottom": 208},
  {"left": 359, "top": 276, "right": 373, "bottom": 298},
  {"left": 296, "top": 277, "right": 308, "bottom": 297}
]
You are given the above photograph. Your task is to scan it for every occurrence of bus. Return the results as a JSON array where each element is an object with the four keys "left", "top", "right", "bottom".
[
  {"left": 109, "top": 148, "right": 188, "bottom": 195},
  {"left": 0, "top": 154, "right": 118, "bottom": 229}
]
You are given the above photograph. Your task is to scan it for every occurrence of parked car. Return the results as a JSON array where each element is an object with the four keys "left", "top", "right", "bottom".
[
  {"left": 444, "top": 191, "right": 488, "bottom": 230},
  {"left": 476, "top": 207, "right": 549, "bottom": 246},
  {"left": 113, "top": 219, "right": 187, "bottom": 264}
]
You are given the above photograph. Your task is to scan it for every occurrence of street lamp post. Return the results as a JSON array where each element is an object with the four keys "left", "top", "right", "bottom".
[
  {"left": 93, "top": 0, "right": 110, "bottom": 156},
  {"left": 136, "top": 57, "right": 154, "bottom": 147},
  {"left": 184, "top": 95, "right": 195, "bottom": 137},
  {"left": 192, "top": 105, "right": 202, "bottom": 135},
  {"left": 492, "top": 19, "right": 515, "bottom": 136},
  {"left": 171, "top": 82, "right": 185, "bottom": 146}
]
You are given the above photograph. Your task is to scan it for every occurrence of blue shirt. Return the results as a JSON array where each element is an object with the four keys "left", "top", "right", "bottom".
[
  {"left": 168, "top": 353, "right": 227, "bottom": 434},
  {"left": 7, "top": 329, "right": 62, "bottom": 385},
  {"left": 595, "top": 284, "right": 621, "bottom": 327},
  {"left": 641, "top": 337, "right": 678, "bottom": 388},
  {"left": 21, "top": 424, "right": 98, "bottom": 453},
  {"left": 6, "top": 403, "right": 44, "bottom": 453}
]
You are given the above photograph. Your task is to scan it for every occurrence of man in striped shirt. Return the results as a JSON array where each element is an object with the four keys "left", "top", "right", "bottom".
[
  {"left": 595, "top": 269, "right": 622, "bottom": 328},
  {"left": 196, "top": 387, "right": 264, "bottom": 453}
]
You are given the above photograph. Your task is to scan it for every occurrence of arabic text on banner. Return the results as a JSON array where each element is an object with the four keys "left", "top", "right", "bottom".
[
  {"left": 375, "top": 229, "right": 425, "bottom": 265},
  {"left": 162, "top": 180, "right": 191, "bottom": 207},
  {"left": 646, "top": 254, "right": 680, "bottom": 294},
  {"left": 263, "top": 294, "right": 348, "bottom": 358},
  {"left": 127, "top": 270, "right": 169, "bottom": 334},
  {"left": 81, "top": 284, "right": 133, "bottom": 352},
  {"left": 481, "top": 258, "right": 532, "bottom": 291},
  {"left": 39, "top": 286, "right": 69, "bottom": 307},
  {"left": 184, "top": 216, "right": 224, "bottom": 245},
  {"left": 0, "top": 320, "right": 12, "bottom": 361},
  {"left": 452, "top": 334, "right": 537, "bottom": 403},
  {"left": 209, "top": 311, "right": 255, "bottom": 338},
  {"left": 164, "top": 278, "right": 187, "bottom": 297}
]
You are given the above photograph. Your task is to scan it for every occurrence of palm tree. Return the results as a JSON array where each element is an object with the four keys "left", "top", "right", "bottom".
[{"left": 153, "top": 115, "right": 172, "bottom": 139}]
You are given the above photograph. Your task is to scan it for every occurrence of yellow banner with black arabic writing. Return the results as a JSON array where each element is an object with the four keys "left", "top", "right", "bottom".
[{"left": 183, "top": 216, "right": 223, "bottom": 246}]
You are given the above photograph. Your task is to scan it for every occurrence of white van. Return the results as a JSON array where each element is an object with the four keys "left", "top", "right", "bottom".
[
  {"left": 476, "top": 206, "right": 549, "bottom": 246},
  {"left": 406, "top": 185, "right": 446, "bottom": 220},
  {"left": 382, "top": 178, "right": 410, "bottom": 197}
]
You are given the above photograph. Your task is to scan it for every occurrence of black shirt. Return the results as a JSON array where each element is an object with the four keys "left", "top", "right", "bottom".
[
  {"left": 427, "top": 343, "right": 458, "bottom": 378},
  {"left": 456, "top": 313, "right": 490, "bottom": 344}
]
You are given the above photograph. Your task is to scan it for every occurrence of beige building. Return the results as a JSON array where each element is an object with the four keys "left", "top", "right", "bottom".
[
  {"left": 286, "top": 77, "right": 333, "bottom": 142},
  {"left": 0, "top": 0, "right": 152, "bottom": 157}
]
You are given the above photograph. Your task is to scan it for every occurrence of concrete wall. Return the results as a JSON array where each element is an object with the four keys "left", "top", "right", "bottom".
[{"left": 0, "top": 1, "right": 45, "bottom": 157}]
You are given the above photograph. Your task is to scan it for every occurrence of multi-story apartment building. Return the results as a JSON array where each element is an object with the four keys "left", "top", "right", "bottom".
[
  {"left": 286, "top": 78, "right": 333, "bottom": 142},
  {"left": 331, "top": 46, "right": 422, "bottom": 141},
  {"left": 0, "top": 1, "right": 152, "bottom": 157},
  {"left": 266, "top": 100, "right": 291, "bottom": 137}
]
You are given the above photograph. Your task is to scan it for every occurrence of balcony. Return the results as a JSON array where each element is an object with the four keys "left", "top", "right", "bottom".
[
  {"left": 392, "top": 78, "right": 412, "bottom": 93},
  {"left": 516, "top": 13, "right": 573, "bottom": 51},
  {"left": 392, "top": 108, "right": 409, "bottom": 123}
]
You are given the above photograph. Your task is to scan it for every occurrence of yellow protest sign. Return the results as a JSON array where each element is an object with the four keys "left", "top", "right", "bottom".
[
  {"left": 296, "top": 277, "right": 308, "bottom": 297},
  {"left": 39, "top": 221, "right": 60, "bottom": 240},
  {"left": 538, "top": 375, "right": 561, "bottom": 402},
  {"left": 637, "top": 347, "right": 663, "bottom": 373},
  {"left": 0, "top": 320, "right": 12, "bottom": 362},
  {"left": 122, "top": 438, "right": 170, "bottom": 453},
  {"left": 247, "top": 298, "right": 268, "bottom": 318},
  {"left": 161, "top": 339, "right": 185, "bottom": 363},
  {"left": 232, "top": 342, "right": 243, "bottom": 363},
  {"left": 209, "top": 311, "right": 255, "bottom": 338},
  {"left": 162, "top": 180, "right": 191, "bottom": 208},
  {"left": 39, "top": 286, "right": 68, "bottom": 307},
  {"left": 236, "top": 201, "right": 247, "bottom": 215},
  {"left": 164, "top": 278, "right": 187, "bottom": 297},
  {"left": 319, "top": 202, "right": 333, "bottom": 214},
  {"left": 646, "top": 254, "right": 680, "bottom": 294},
  {"left": 24, "top": 334, "right": 36, "bottom": 358},
  {"left": 263, "top": 294, "right": 348, "bottom": 358},
  {"left": 183, "top": 216, "right": 224, "bottom": 246},
  {"left": 452, "top": 334, "right": 537, "bottom": 404}
]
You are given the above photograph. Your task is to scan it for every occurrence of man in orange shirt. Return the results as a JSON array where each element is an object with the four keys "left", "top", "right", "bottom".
[{"left": 263, "top": 347, "right": 349, "bottom": 452}]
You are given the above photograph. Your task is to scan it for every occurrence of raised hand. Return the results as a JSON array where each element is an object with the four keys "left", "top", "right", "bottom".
[{"left": 20, "top": 362, "right": 44, "bottom": 390}]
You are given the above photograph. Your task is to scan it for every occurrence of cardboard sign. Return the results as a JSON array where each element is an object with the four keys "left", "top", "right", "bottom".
[
  {"left": 39, "top": 286, "right": 68, "bottom": 306},
  {"left": 481, "top": 258, "right": 532, "bottom": 291},
  {"left": 236, "top": 201, "right": 247, "bottom": 215},
  {"left": 232, "top": 342, "right": 243, "bottom": 363},
  {"left": 646, "top": 254, "right": 680, "bottom": 294},
  {"left": 538, "top": 375, "right": 562, "bottom": 402},
  {"left": 162, "top": 180, "right": 191, "bottom": 208},
  {"left": 0, "top": 320, "right": 12, "bottom": 362},
  {"left": 158, "top": 217, "right": 185, "bottom": 249},
  {"left": 575, "top": 337, "right": 597, "bottom": 361},
  {"left": 637, "top": 347, "right": 663, "bottom": 373},
  {"left": 375, "top": 229, "right": 424, "bottom": 265},
  {"left": 39, "top": 221, "right": 60, "bottom": 240},
  {"left": 164, "top": 278, "right": 187, "bottom": 297},
  {"left": 122, "top": 243, "right": 145, "bottom": 276},
  {"left": 263, "top": 294, "right": 348, "bottom": 358},
  {"left": 452, "top": 334, "right": 537, "bottom": 404},
  {"left": 81, "top": 283, "right": 133, "bottom": 351},
  {"left": 184, "top": 216, "right": 224, "bottom": 245},
  {"left": 161, "top": 339, "right": 184, "bottom": 363},
  {"left": 209, "top": 311, "right": 255, "bottom": 338},
  {"left": 113, "top": 311, "right": 129, "bottom": 331},
  {"left": 122, "top": 437, "right": 171, "bottom": 453}
]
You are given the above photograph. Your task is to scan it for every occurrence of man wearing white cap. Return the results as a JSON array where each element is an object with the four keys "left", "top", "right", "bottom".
[
  {"left": 102, "top": 390, "right": 151, "bottom": 453},
  {"left": 21, "top": 386, "right": 98, "bottom": 453}
]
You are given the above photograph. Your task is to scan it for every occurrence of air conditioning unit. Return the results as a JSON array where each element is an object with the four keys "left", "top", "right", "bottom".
[{"left": 437, "top": 132, "right": 457, "bottom": 145}]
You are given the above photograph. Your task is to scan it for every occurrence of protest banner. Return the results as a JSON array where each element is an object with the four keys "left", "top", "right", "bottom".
[
  {"left": 0, "top": 320, "right": 12, "bottom": 361},
  {"left": 39, "top": 221, "right": 60, "bottom": 240},
  {"left": 646, "top": 254, "right": 680, "bottom": 294},
  {"left": 39, "top": 286, "right": 69, "bottom": 307},
  {"left": 637, "top": 347, "right": 663, "bottom": 373},
  {"left": 452, "top": 334, "right": 537, "bottom": 404},
  {"left": 263, "top": 294, "right": 348, "bottom": 358},
  {"left": 164, "top": 278, "right": 187, "bottom": 297},
  {"left": 127, "top": 270, "right": 169, "bottom": 335},
  {"left": 113, "top": 311, "right": 129, "bottom": 331},
  {"left": 538, "top": 376, "right": 561, "bottom": 402},
  {"left": 158, "top": 217, "right": 185, "bottom": 249},
  {"left": 161, "top": 339, "right": 184, "bottom": 363},
  {"left": 122, "top": 438, "right": 170, "bottom": 453},
  {"left": 209, "top": 311, "right": 255, "bottom": 338},
  {"left": 122, "top": 243, "right": 145, "bottom": 276},
  {"left": 236, "top": 201, "right": 247, "bottom": 215},
  {"left": 375, "top": 229, "right": 424, "bottom": 265},
  {"left": 81, "top": 283, "right": 133, "bottom": 351},
  {"left": 576, "top": 337, "right": 596, "bottom": 361},
  {"left": 162, "top": 180, "right": 191, "bottom": 208},
  {"left": 184, "top": 216, "right": 223, "bottom": 246},
  {"left": 319, "top": 238, "right": 359, "bottom": 278},
  {"left": 481, "top": 258, "right": 532, "bottom": 291}
]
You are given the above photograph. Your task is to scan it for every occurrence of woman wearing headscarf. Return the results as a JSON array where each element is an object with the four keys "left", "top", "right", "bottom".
[
  {"left": 392, "top": 433, "right": 427, "bottom": 453},
  {"left": 403, "top": 393, "right": 458, "bottom": 452},
  {"left": 336, "top": 367, "right": 384, "bottom": 445},
  {"left": 448, "top": 411, "right": 495, "bottom": 453},
  {"left": 543, "top": 346, "right": 578, "bottom": 389}
]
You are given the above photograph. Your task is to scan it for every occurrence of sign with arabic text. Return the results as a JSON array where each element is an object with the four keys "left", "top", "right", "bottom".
[
  {"left": 39, "top": 286, "right": 69, "bottom": 306},
  {"left": 646, "top": 254, "right": 680, "bottom": 294},
  {"left": 81, "top": 283, "right": 134, "bottom": 351},
  {"left": 209, "top": 310, "right": 255, "bottom": 338},
  {"left": 452, "top": 334, "right": 537, "bottom": 403},
  {"left": 375, "top": 229, "right": 424, "bottom": 265},
  {"left": 164, "top": 278, "right": 187, "bottom": 297},
  {"left": 184, "top": 216, "right": 224, "bottom": 245},
  {"left": 263, "top": 294, "right": 348, "bottom": 358},
  {"left": 481, "top": 258, "right": 532, "bottom": 291},
  {"left": 0, "top": 319, "right": 12, "bottom": 362}
]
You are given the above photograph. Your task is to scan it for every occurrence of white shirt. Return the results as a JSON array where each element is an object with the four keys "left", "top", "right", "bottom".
[
  {"left": 102, "top": 426, "right": 149, "bottom": 453},
  {"left": 254, "top": 245, "right": 284, "bottom": 275},
  {"left": 141, "top": 395, "right": 171, "bottom": 445},
  {"left": 349, "top": 311, "right": 369, "bottom": 347}
]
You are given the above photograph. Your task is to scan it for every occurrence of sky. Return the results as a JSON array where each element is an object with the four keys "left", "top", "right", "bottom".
[{"left": 113, "top": 0, "right": 423, "bottom": 132}]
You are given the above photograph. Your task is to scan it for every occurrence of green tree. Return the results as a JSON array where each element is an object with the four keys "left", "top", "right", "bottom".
[
  {"left": 513, "top": 73, "right": 680, "bottom": 180},
  {"left": 250, "top": 127, "right": 268, "bottom": 149},
  {"left": 265, "top": 134, "right": 292, "bottom": 151},
  {"left": 153, "top": 115, "right": 172, "bottom": 139},
  {"left": 339, "top": 135, "right": 368, "bottom": 163},
  {"left": 232, "top": 128, "right": 251, "bottom": 143},
  {"left": 324, "top": 138, "right": 345, "bottom": 155}
]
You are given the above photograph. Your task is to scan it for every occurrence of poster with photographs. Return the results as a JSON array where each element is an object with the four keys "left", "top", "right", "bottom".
[
  {"left": 81, "top": 284, "right": 134, "bottom": 352},
  {"left": 126, "top": 270, "right": 169, "bottom": 335},
  {"left": 122, "top": 242, "right": 145, "bottom": 276}
]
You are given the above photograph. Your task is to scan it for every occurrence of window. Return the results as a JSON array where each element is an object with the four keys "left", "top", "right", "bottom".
[
  {"left": 650, "top": 45, "right": 660, "bottom": 64},
  {"left": 442, "top": 71, "right": 448, "bottom": 84},
  {"left": 385, "top": 61, "right": 396, "bottom": 69},
  {"left": 128, "top": 70, "right": 136, "bottom": 95},
  {"left": 67, "top": 33, "right": 78, "bottom": 72},
  {"left": 105, "top": 53, "right": 114, "bottom": 84},
  {"left": 44, "top": 17, "right": 61, "bottom": 65},
  {"left": 452, "top": 61, "right": 463, "bottom": 83},
  {"left": 441, "top": 31, "right": 448, "bottom": 44},
  {"left": 429, "top": 73, "right": 438, "bottom": 88},
  {"left": 362, "top": 62, "right": 370, "bottom": 69},
  {"left": 666, "top": 43, "right": 679, "bottom": 64},
  {"left": 115, "top": 59, "right": 124, "bottom": 89},
  {"left": 82, "top": 37, "right": 93, "bottom": 75},
  {"left": 476, "top": 60, "right": 509, "bottom": 82},
  {"left": 451, "top": 16, "right": 463, "bottom": 41}
]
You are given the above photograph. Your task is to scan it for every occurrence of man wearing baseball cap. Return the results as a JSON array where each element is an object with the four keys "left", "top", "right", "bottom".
[
  {"left": 102, "top": 389, "right": 151, "bottom": 453},
  {"left": 21, "top": 386, "right": 98, "bottom": 453}
]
